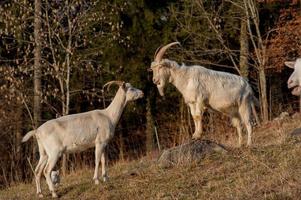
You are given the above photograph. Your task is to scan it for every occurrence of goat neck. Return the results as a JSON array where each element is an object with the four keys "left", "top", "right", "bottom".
[
  {"left": 105, "top": 87, "right": 127, "bottom": 126},
  {"left": 168, "top": 62, "right": 189, "bottom": 93}
]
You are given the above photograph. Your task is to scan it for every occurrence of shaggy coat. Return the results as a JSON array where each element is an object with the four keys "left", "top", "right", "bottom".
[
  {"left": 164, "top": 60, "right": 253, "bottom": 109},
  {"left": 151, "top": 57, "right": 258, "bottom": 147}
]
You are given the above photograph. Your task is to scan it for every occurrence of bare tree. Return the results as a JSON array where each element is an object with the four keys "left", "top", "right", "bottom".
[
  {"left": 32, "top": 0, "right": 42, "bottom": 174},
  {"left": 171, "top": 0, "right": 268, "bottom": 122},
  {"left": 34, "top": 0, "right": 42, "bottom": 128},
  {"left": 0, "top": 0, "right": 127, "bottom": 184},
  {"left": 243, "top": 0, "right": 269, "bottom": 121},
  {"left": 43, "top": 0, "right": 126, "bottom": 174},
  {"left": 239, "top": 16, "right": 249, "bottom": 78},
  {"left": 0, "top": 0, "right": 37, "bottom": 185},
  {"left": 146, "top": 97, "right": 154, "bottom": 152}
]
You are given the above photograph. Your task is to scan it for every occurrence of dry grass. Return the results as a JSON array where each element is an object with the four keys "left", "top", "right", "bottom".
[{"left": 1, "top": 114, "right": 301, "bottom": 200}]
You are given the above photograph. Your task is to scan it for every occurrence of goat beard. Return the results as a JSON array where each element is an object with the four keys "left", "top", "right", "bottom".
[
  {"left": 157, "top": 85, "right": 165, "bottom": 96},
  {"left": 291, "top": 85, "right": 301, "bottom": 96}
]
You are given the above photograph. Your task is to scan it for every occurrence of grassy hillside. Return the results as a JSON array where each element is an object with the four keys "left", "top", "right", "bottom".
[{"left": 1, "top": 114, "right": 301, "bottom": 200}]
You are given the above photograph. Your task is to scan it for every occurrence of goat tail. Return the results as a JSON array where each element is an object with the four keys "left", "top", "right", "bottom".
[
  {"left": 251, "top": 95, "right": 260, "bottom": 126},
  {"left": 22, "top": 130, "right": 36, "bottom": 143}
]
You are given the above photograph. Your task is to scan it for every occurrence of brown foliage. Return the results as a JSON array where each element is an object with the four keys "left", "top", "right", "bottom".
[
  {"left": 266, "top": 8, "right": 301, "bottom": 72},
  {"left": 257, "top": 0, "right": 299, "bottom": 4}
]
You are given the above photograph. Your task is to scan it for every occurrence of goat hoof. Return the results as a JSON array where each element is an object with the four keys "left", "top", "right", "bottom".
[
  {"left": 38, "top": 193, "right": 43, "bottom": 198},
  {"left": 94, "top": 179, "right": 100, "bottom": 185},
  {"left": 103, "top": 175, "right": 109, "bottom": 182},
  {"left": 191, "top": 136, "right": 201, "bottom": 140},
  {"left": 52, "top": 192, "right": 58, "bottom": 198}
]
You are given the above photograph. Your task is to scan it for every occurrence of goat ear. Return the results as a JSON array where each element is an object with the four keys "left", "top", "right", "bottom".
[
  {"left": 164, "top": 62, "right": 172, "bottom": 68},
  {"left": 285, "top": 61, "right": 295, "bottom": 69},
  {"left": 121, "top": 82, "right": 126, "bottom": 90}
]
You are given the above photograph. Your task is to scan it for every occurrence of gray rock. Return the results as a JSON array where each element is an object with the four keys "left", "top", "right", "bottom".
[
  {"left": 51, "top": 170, "right": 60, "bottom": 186},
  {"left": 157, "top": 140, "right": 227, "bottom": 168},
  {"left": 289, "top": 127, "right": 301, "bottom": 137}
]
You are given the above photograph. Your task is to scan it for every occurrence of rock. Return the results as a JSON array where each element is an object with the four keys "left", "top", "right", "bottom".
[
  {"left": 289, "top": 127, "right": 301, "bottom": 137},
  {"left": 273, "top": 111, "right": 289, "bottom": 121},
  {"left": 157, "top": 140, "right": 227, "bottom": 168},
  {"left": 292, "top": 112, "right": 301, "bottom": 119},
  {"left": 287, "top": 127, "right": 301, "bottom": 144},
  {"left": 51, "top": 170, "right": 60, "bottom": 186}
]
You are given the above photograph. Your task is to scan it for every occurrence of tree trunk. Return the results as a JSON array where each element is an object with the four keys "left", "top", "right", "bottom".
[
  {"left": 14, "top": 105, "right": 22, "bottom": 182},
  {"left": 34, "top": 0, "right": 41, "bottom": 129},
  {"left": 243, "top": 0, "right": 268, "bottom": 122},
  {"left": 299, "top": 96, "right": 301, "bottom": 113},
  {"left": 62, "top": 6, "right": 73, "bottom": 176},
  {"left": 146, "top": 97, "right": 154, "bottom": 153},
  {"left": 259, "top": 67, "right": 268, "bottom": 122},
  {"left": 239, "top": 17, "right": 249, "bottom": 78},
  {"left": 33, "top": 0, "right": 42, "bottom": 165},
  {"left": 179, "top": 98, "right": 191, "bottom": 143},
  {"left": 119, "top": 133, "right": 125, "bottom": 161}
]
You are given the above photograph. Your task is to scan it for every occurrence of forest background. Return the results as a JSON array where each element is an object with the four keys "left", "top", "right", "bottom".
[{"left": 0, "top": 0, "right": 301, "bottom": 187}]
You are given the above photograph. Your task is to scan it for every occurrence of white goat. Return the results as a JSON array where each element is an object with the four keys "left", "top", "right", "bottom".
[
  {"left": 22, "top": 81, "right": 143, "bottom": 198},
  {"left": 285, "top": 58, "right": 301, "bottom": 96},
  {"left": 149, "top": 42, "right": 258, "bottom": 147}
]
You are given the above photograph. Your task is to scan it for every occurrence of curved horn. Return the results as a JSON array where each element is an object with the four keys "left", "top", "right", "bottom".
[
  {"left": 154, "top": 42, "right": 180, "bottom": 62},
  {"left": 153, "top": 45, "right": 164, "bottom": 61},
  {"left": 103, "top": 80, "right": 125, "bottom": 91}
]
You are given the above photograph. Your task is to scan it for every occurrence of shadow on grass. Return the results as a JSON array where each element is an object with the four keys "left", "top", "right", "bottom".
[{"left": 58, "top": 180, "right": 92, "bottom": 198}]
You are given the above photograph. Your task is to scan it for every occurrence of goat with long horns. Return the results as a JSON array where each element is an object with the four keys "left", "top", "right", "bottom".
[{"left": 149, "top": 42, "right": 259, "bottom": 147}]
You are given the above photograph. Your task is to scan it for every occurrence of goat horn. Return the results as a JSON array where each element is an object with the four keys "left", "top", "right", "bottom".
[
  {"left": 153, "top": 45, "right": 164, "bottom": 61},
  {"left": 103, "top": 81, "right": 125, "bottom": 91},
  {"left": 154, "top": 42, "right": 180, "bottom": 62}
]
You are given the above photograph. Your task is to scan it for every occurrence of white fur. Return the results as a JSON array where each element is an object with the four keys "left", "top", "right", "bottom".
[
  {"left": 22, "top": 82, "right": 143, "bottom": 198},
  {"left": 285, "top": 58, "right": 301, "bottom": 96},
  {"left": 151, "top": 58, "right": 257, "bottom": 147}
]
